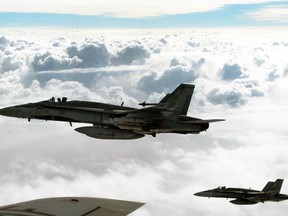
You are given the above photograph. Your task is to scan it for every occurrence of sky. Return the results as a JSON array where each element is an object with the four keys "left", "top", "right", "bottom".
[
  {"left": 0, "top": 1, "right": 288, "bottom": 216},
  {"left": 0, "top": 1, "right": 287, "bottom": 28}
]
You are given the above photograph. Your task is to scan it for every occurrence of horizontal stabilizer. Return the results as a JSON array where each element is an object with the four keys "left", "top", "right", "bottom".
[
  {"left": 189, "top": 119, "right": 225, "bottom": 123},
  {"left": 178, "top": 115, "right": 225, "bottom": 123}
]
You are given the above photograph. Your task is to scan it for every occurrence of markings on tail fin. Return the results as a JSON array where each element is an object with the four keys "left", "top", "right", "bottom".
[
  {"left": 159, "top": 84, "right": 195, "bottom": 116},
  {"left": 262, "top": 179, "right": 283, "bottom": 193}
]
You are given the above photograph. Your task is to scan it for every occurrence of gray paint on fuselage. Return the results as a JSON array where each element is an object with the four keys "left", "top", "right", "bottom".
[
  {"left": 194, "top": 179, "right": 288, "bottom": 205},
  {"left": 0, "top": 84, "right": 224, "bottom": 139}
]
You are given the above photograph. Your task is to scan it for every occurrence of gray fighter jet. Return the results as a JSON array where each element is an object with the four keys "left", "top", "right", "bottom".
[
  {"left": 0, "top": 84, "right": 224, "bottom": 139},
  {"left": 194, "top": 179, "right": 288, "bottom": 205},
  {"left": 0, "top": 197, "right": 144, "bottom": 216}
]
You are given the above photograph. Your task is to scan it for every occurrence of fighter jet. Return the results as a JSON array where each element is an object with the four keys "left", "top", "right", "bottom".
[
  {"left": 0, "top": 197, "right": 144, "bottom": 216},
  {"left": 0, "top": 84, "right": 224, "bottom": 139},
  {"left": 194, "top": 179, "right": 288, "bottom": 205}
]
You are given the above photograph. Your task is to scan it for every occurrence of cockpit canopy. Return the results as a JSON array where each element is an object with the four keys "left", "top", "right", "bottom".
[{"left": 49, "top": 97, "right": 68, "bottom": 103}]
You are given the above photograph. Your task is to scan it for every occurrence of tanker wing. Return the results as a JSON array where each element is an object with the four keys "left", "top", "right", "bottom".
[{"left": 0, "top": 197, "right": 145, "bottom": 216}]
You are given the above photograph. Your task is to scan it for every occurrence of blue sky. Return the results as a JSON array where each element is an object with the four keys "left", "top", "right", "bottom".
[{"left": 0, "top": 1, "right": 287, "bottom": 28}]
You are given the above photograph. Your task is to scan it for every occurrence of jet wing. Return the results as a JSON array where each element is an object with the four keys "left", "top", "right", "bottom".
[
  {"left": 186, "top": 119, "right": 225, "bottom": 123},
  {"left": 0, "top": 197, "right": 145, "bottom": 216}
]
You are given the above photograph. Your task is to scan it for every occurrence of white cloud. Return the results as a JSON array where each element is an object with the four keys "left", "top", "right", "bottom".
[
  {"left": 66, "top": 42, "right": 110, "bottom": 68},
  {"left": 0, "top": 28, "right": 288, "bottom": 215},
  {"left": 0, "top": 36, "right": 10, "bottom": 51},
  {"left": 219, "top": 63, "right": 247, "bottom": 81},
  {"left": 111, "top": 44, "right": 151, "bottom": 66},
  {"left": 247, "top": 5, "right": 288, "bottom": 23},
  {"left": 207, "top": 86, "right": 249, "bottom": 107},
  {"left": 0, "top": 0, "right": 285, "bottom": 18},
  {"left": 136, "top": 65, "right": 198, "bottom": 94},
  {"left": 31, "top": 51, "right": 82, "bottom": 72}
]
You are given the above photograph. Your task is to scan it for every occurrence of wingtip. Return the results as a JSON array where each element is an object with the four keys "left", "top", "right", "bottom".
[{"left": 216, "top": 119, "right": 225, "bottom": 122}]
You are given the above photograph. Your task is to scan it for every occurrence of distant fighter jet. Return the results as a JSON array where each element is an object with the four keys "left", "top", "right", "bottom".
[
  {"left": 0, "top": 197, "right": 144, "bottom": 216},
  {"left": 194, "top": 179, "right": 288, "bottom": 205},
  {"left": 0, "top": 84, "right": 224, "bottom": 139}
]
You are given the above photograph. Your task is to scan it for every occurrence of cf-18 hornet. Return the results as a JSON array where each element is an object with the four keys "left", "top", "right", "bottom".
[
  {"left": 194, "top": 179, "right": 288, "bottom": 205},
  {"left": 0, "top": 84, "right": 224, "bottom": 139}
]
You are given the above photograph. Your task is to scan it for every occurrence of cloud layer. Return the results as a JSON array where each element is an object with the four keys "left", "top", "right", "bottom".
[
  {"left": 0, "top": 0, "right": 286, "bottom": 18},
  {"left": 247, "top": 5, "right": 288, "bottom": 23},
  {"left": 0, "top": 28, "right": 288, "bottom": 215}
]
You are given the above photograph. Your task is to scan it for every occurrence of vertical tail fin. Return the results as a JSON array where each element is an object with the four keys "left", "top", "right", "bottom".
[
  {"left": 262, "top": 179, "right": 283, "bottom": 193},
  {"left": 159, "top": 84, "right": 194, "bottom": 116}
]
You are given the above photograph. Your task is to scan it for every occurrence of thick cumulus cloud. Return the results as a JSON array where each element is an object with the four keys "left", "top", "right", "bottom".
[
  {"left": 219, "top": 63, "right": 247, "bottom": 81},
  {"left": 0, "top": 36, "right": 10, "bottom": 51},
  {"left": 66, "top": 42, "right": 110, "bottom": 68},
  {"left": 207, "top": 86, "right": 249, "bottom": 107},
  {"left": 137, "top": 58, "right": 201, "bottom": 93},
  {"left": 111, "top": 44, "right": 150, "bottom": 66},
  {"left": 31, "top": 42, "right": 110, "bottom": 72},
  {"left": 137, "top": 67, "right": 196, "bottom": 93},
  {"left": 0, "top": 37, "right": 29, "bottom": 74},
  {"left": 0, "top": 28, "right": 288, "bottom": 216},
  {"left": 30, "top": 40, "right": 152, "bottom": 72},
  {"left": 1, "top": 55, "right": 21, "bottom": 73},
  {"left": 31, "top": 51, "right": 82, "bottom": 72}
]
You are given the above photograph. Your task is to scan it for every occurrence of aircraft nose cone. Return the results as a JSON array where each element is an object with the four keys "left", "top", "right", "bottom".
[
  {"left": 194, "top": 191, "right": 212, "bottom": 197},
  {"left": 0, "top": 107, "right": 17, "bottom": 117},
  {"left": 194, "top": 192, "right": 206, "bottom": 197}
]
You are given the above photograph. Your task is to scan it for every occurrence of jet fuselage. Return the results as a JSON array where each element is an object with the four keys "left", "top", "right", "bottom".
[
  {"left": 194, "top": 179, "right": 288, "bottom": 205},
  {"left": 0, "top": 84, "right": 223, "bottom": 139}
]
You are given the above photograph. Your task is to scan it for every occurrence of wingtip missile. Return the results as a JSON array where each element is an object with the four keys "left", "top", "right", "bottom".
[{"left": 138, "top": 101, "right": 158, "bottom": 107}]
